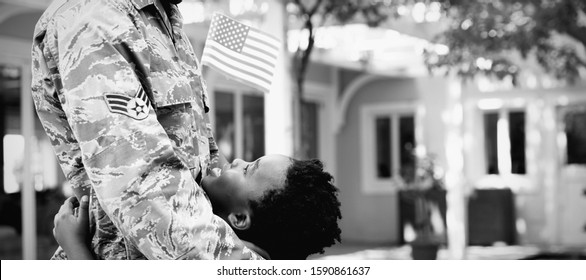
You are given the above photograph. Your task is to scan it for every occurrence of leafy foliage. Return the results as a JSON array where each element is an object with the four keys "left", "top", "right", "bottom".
[
  {"left": 427, "top": 0, "right": 586, "bottom": 84},
  {"left": 286, "top": 0, "right": 401, "bottom": 156},
  {"left": 287, "top": 0, "right": 402, "bottom": 95},
  {"left": 288, "top": 0, "right": 586, "bottom": 86}
]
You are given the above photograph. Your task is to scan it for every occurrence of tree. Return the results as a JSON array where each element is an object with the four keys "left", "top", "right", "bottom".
[
  {"left": 287, "top": 0, "right": 586, "bottom": 156},
  {"left": 289, "top": 0, "right": 586, "bottom": 93},
  {"left": 288, "top": 0, "right": 395, "bottom": 98},
  {"left": 426, "top": 0, "right": 586, "bottom": 84},
  {"left": 287, "top": 0, "right": 400, "bottom": 157}
]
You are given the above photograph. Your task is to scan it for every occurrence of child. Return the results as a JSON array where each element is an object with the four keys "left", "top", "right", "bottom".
[{"left": 54, "top": 155, "right": 342, "bottom": 260}]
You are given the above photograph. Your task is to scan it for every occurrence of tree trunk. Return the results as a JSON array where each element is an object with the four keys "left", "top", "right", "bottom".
[{"left": 291, "top": 0, "right": 322, "bottom": 157}]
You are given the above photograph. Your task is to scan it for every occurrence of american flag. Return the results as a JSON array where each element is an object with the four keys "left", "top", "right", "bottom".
[{"left": 201, "top": 13, "right": 280, "bottom": 93}]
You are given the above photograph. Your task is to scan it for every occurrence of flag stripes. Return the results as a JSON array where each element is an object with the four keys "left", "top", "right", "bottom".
[
  {"left": 247, "top": 30, "right": 280, "bottom": 51},
  {"left": 205, "top": 41, "right": 273, "bottom": 78},
  {"left": 203, "top": 52, "right": 272, "bottom": 91}
]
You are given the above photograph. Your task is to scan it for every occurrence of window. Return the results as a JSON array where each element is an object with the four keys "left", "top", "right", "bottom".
[
  {"left": 483, "top": 110, "right": 526, "bottom": 175},
  {"left": 242, "top": 94, "right": 265, "bottom": 161},
  {"left": 299, "top": 100, "right": 319, "bottom": 160},
  {"left": 563, "top": 105, "right": 586, "bottom": 165},
  {"left": 361, "top": 103, "right": 416, "bottom": 194},
  {"left": 509, "top": 111, "right": 526, "bottom": 173},
  {"left": 214, "top": 90, "right": 264, "bottom": 162},
  {"left": 375, "top": 117, "right": 392, "bottom": 178}
]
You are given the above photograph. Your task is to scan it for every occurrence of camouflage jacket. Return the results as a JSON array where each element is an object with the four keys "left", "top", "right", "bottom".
[{"left": 31, "top": 0, "right": 261, "bottom": 260}]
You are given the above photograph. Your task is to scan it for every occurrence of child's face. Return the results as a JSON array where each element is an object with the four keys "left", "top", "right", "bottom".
[{"left": 201, "top": 154, "right": 291, "bottom": 216}]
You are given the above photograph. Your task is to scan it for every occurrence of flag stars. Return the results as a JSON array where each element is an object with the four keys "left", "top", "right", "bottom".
[
  {"left": 202, "top": 13, "right": 278, "bottom": 93},
  {"left": 209, "top": 15, "right": 249, "bottom": 52}
]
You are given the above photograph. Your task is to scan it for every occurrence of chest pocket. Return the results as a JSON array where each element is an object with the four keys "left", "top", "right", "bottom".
[
  {"left": 150, "top": 69, "right": 211, "bottom": 177},
  {"left": 144, "top": 16, "right": 210, "bottom": 176}
]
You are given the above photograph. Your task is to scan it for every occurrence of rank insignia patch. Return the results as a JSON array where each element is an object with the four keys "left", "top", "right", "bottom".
[{"left": 104, "top": 88, "right": 151, "bottom": 120}]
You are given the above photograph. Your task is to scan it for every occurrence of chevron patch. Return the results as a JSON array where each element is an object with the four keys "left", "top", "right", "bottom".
[{"left": 104, "top": 87, "right": 151, "bottom": 120}]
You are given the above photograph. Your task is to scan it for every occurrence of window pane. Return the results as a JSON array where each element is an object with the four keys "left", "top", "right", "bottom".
[
  {"left": 565, "top": 107, "right": 586, "bottom": 164},
  {"left": 399, "top": 115, "right": 416, "bottom": 181},
  {"left": 300, "top": 100, "right": 319, "bottom": 160},
  {"left": 509, "top": 111, "right": 526, "bottom": 174},
  {"left": 214, "top": 91, "right": 235, "bottom": 162},
  {"left": 484, "top": 112, "right": 499, "bottom": 174},
  {"left": 242, "top": 94, "right": 264, "bottom": 162},
  {"left": 376, "top": 117, "right": 391, "bottom": 178}
]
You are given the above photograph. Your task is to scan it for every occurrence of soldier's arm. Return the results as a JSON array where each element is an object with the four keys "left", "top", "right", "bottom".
[
  {"left": 32, "top": 3, "right": 95, "bottom": 261},
  {"left": 48, "top": 0, "right": 255, "bottom": 260},
  {"left": 201, "top": 82, "right": 228, "bottom": 170},
  {"left": 207, "top": 131, "right": 229, "bottom": 170},
  {"left": 32, "top": 17, "right": 92, "bottom": 213}
]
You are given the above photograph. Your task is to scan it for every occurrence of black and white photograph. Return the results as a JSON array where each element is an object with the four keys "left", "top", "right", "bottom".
[{"left": 0, "top": 0, "right": 585, "bottom": 275}]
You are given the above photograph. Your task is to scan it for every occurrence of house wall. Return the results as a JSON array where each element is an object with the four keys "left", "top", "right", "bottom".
[
  {"left": 462, "top": 81, "right": 586, "bottom": 246},
  {"left": 336, "top": 76, "right": 452, "bottom": 243},
  {"left": 306, "top": 63, "right": 333, "bottom": 85},
  {"left": 334, "top": 72, "right": 586, "bottom": 247}
]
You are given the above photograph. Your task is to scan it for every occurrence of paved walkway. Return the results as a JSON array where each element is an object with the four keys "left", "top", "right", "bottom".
[
  {"left": 310, "top": 243, "right": 585, "bottom": 260},
  {"left": 3, "top": 225, "right": 584, "bottom": 260}
]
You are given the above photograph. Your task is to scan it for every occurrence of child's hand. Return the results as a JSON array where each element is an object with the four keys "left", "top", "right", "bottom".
[{"left": 53, "top": 196, "right": 90, "bottom": 253}]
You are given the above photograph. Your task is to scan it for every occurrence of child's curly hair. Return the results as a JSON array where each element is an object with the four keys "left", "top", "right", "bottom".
[{"left": 239, "top": 158, "right": 342, "bottom": 259}]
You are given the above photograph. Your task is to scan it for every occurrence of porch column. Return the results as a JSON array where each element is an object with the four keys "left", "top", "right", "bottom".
[
  {"left": 444, "top": 78, "right": 468, "bottom": 259},
  {"left": 21, "top": 62, "right": 36, "bottom": 259},
  {"left": 262, "top": 0, "right": 294, "bottom": 156},
  {"left": 541, "top": 98, "right": 560, "bottom": 245}
]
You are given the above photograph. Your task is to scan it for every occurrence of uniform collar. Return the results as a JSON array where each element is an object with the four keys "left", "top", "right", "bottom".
[
  {"left": 167, "top": 3, "right": 184, "bottom": 29},
  {"left": 130, "top": 0, "right": 183, "bottom": 38},
  {"left": 151, "top": 0, "right": 184, "bottom": 29}
]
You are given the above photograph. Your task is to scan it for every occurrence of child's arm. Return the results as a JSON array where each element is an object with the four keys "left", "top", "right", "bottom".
[{"left": 53, "top": 196, "right": 95, "bottom": 260}]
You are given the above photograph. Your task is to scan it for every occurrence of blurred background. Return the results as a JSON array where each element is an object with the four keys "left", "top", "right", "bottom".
[{"left": 0, "top": 0, "right": 585, "bottom": 260}]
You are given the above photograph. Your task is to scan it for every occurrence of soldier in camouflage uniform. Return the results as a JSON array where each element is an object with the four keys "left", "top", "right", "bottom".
[{"left": 31, "top": 0, "right": 261, "bottom": 259}]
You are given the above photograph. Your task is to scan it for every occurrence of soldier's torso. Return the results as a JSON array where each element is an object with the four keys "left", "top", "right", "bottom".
[
  {"left": 36, "top": 0, "right": 212, "bottom": 259},
  {"left": 136, "top": 0, "right": 211, "bottom": 179}
]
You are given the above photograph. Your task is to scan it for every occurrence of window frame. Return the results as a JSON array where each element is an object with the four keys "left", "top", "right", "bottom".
[
  {"left": 210, "top": 86, "right": 265, "bottom": 162},
  {"left": 559, "top": 103, "right": 586, "bottom": 166},
  {"left": 481, "top": 106, "right": 527, "bottom": 176},
  {"left": 360, "top": 102, "right": 416, "bottom": 195}
]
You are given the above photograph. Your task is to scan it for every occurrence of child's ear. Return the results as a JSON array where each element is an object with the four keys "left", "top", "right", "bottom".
[{"left": 227, "top": 211, "right": 251, "bottom": 230}]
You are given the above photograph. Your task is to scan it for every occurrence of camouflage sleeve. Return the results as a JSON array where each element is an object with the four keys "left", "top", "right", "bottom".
[
  {"left": 50, "top": 246, "right": 68, "bottom": 260},
  {"left": 204, "top": 106, "right": 223, "bottom": 168},
  {"left": 31, "top": 34, "right": 92, "bottom": 201},
  {"left": 32, "top": 4, "right": 93, "bottom": 260},
  {"left": 200, "top": 79, "right": 222, "bottom": 167},
  {"left": 47, "top": 0, "right": 255, "bottom": 260}
]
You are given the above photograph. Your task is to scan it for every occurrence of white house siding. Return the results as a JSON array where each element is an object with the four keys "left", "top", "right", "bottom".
[{"left": 337, "top": 76, "right": 428, "bottom": 243}]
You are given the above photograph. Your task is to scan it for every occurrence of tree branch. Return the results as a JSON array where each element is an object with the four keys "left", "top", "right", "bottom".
[
  {"left": 308, "top": 0, "right": 323, "bottom": 16},
  {"left": 295, "top": 17, "right": 315, "bottom": 95},
  {"left": 563, "top": 24, "right": 586, "bottom": 51},
  {"left": 292, "top": 0, "right": 325, "bottom": 96},
  {"left": 292, "top": 0, "right": 308, "bottom": 16},
  {"left": 293, "top": 0, "right": 324, "bottom": 17}
]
